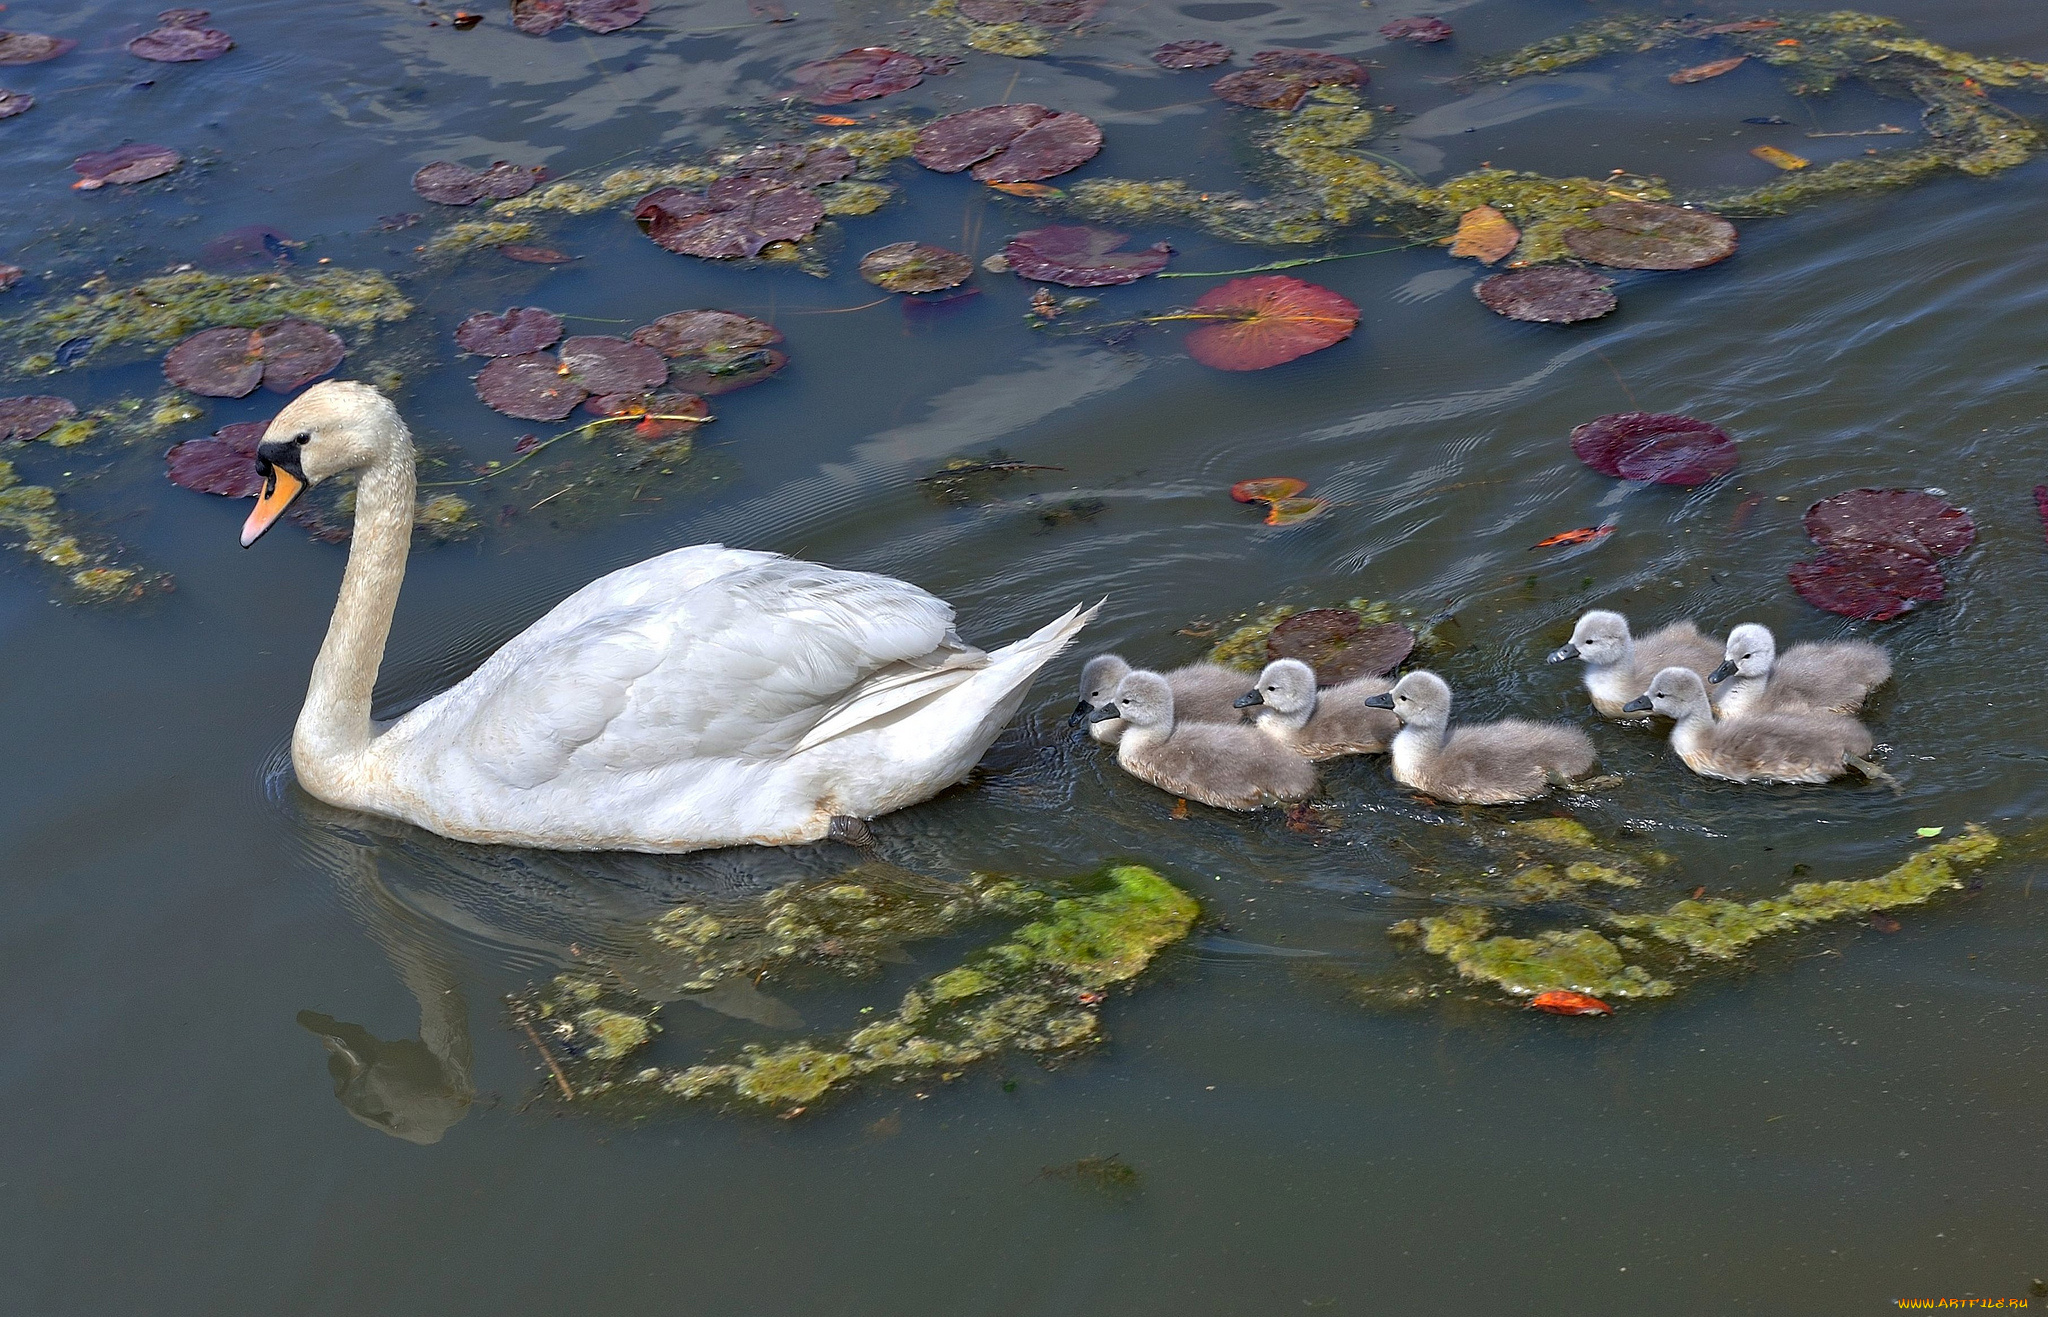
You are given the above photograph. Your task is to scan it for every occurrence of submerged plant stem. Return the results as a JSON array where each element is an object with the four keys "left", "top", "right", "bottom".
[{"left": 1154, "top": 242, "right": 1428, "bottom": 278}]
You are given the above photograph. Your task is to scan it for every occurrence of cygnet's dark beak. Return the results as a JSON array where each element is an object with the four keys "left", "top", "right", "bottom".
[
  {"left": 1361, "top": 692, "right": 1395, "bottom": 709},
  {"left": 1546, "top": 642, "right": 1578, "bottom": 664},
  {"left": 1233, "top": 689, "right": 1263, "bottom": 708},
  {"left": 1067, "top": 700, "right": 1092, "bottom": 728},
  {"left": 1084, "top": 703, "right": 1121, "bottom": 724},
  {"left": 1707, "top": 659, "right": 1738, "bottom": 684},
  {"left": 1621, "top": 694, "right": 1653, "bottom": 713}
]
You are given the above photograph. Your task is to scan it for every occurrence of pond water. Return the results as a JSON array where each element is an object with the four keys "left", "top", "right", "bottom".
[{"left": 5, "top": 0, "right": 2048, "bottom": 1311}]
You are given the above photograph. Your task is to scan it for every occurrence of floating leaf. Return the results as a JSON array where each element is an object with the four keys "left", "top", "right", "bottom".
[
  {"left": 987, "top": 181, "right": 1063, "bottom": 199},
  {"left": 1230, "top": 477, "right": 1307, "bottom": 503},
  {"left": 1570, "top": 412, "right": 1737, "bottom": 486},
  {"left": 199, "top": 224, "right": 294, "bottom": 271},
  {"left": 1529, "top": 990, "right": 1613, "bottom": 1016},
  {"left": 727, "top": 142, "right": 856, "bottom": 188},
  {"left": 859, "top": 242, "right": 973, "bottom": 294},
  {"left": 1152, "top": 39, "right": 1230, "bottom": 69},
  {"left": 499, "top": 244, "right": 574, "bottom": 264},
  {"left": 0, "top": 265, "right": 22, "bottom": 291},
  {"left": 1531, "top": 525, "right": 1614, "bottom": 549},
  {"left": 958, "top": 0, "right": 1101, "bottom": 23},
  {"left": 129, "top": 20, "right": 233, "bottom": 61},
  {"left": 631, "top": 310, "right": 787, "bottom": 395},
  {"left": 256, "top": 320, "right": 347, "bottom": 393},
  {"left": 0, "top": 32, "right": 76, "bottom": 64},
  {"left": 1267, "top": 609, "right": 1413, "bottom": 682},
  {"left": 1751, "top": 144, "right": 1810, "bottom": 170},
  {"left": 1670, "top": 55, "right": 1745, "bottom": 83},
  {"left": 1561, "top": 201, "right": 1737, "bottom": 271},
  {"left": 1379, "top": 17, "right": 1452, "bottom": 43},
  {"left": 165, "top": 420, "right": 264, "bottom": 497},
  {"left": 558, "top": 336, "right": 666, "bottom": 396},
  {"left": 476, "top": 353, "right": 585, "bottom": 421},
  {"left": 565, "top": 0, "right": 650, "bottom": 33},
  {"left": 511, "top": 0, "right": 568, "bottom": 34},
  {"left": 789, "top": 47, "right": 926, "bottom": 104},
  {"left": 163, "top": 320, "right": 343, "bottom": 397},
  {"left": 1449, "top": 205, "right": 1518, "bottom": 264},
  {"left": 1915, "top": 826, "right": 1945, "bottom": 838},
  {"left": 1803, "top": 488, "right": 1975, "bottom": 560},
  {"left": 633, "top": 179, "right": 824, "bottom": 259},
  {"left": 914, "top": 105, "right": 1102, "bottom": 183},
  {"left": 811, "top": 114, "right": 860, "bottom": 127},
  {"left": 584, "top": 391, "right": 711, "bottom": 441},
  {"left": 1788, "top": 546, "right": 1944, "bottom": 621},
  {"left": 1183, "top": 275, "right": 1359, "bottom": 371},
  {"left": 1474, "top": 266, "right": 1616, "bottom": 323},
  {"left": 1004, "top": 226, "right": 1170, "bottom": 287},
  {"left": 455, "top": 307, "right": 563, "bottom": 357},
  {"left": 71, "top": 144, "right": 182, "bottom": 189},
  {"left": 0, "top": 395, "right": 78, "bottom": 442},
  {"left": 412, "top": 161, "right": 544, "bottom": 207},
  {"left": 1214, "top": 49, "right": 1366, "bottom": 109},
  {"left": 1251, "top": 49, "right": 1366, "bottom": 83},
  {"left": 977, "top": 115, "right": 1102, "bottom": 183},
  {"left": 0, "top": 89, "right": 33, "bottom": 119},
  {"left": 1263, "top": 496, "right": 1329, "bottom": 526}
]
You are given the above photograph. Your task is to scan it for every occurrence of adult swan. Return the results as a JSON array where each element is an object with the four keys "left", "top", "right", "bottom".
[{"left": 241, "top": 381, "right": 1097, "bottom": 853}]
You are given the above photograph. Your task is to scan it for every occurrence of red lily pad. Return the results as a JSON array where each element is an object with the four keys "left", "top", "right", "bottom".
[
  {"left": 860, "top": 242, "right": 973, "bottom": 293},
  {"left": 1788, "top": 546, "right": 1945, "bottom": 621},
  {"left": 412, "top": 160, "right": 545, "bottom": 206},
  {"left": 163, "top": 320, "right": 343, "bottom": 397},
  {"left": 166, "top": 420, "right": 265, "bottom": 497},
  {"left": 476, "top": 353, "right": 586, "bottom": 421},
  {"left": 1803, "top": 488, "right": 1976, "bottom": 560},
  {"left": 583, "top": 391, "right": 710, "bottom": 440},
  {"left": 1267, "top": 609, "right": 1414, "bottom": 682},
  {"left": 511, "top": 0, "right": 568, "bottom": 34},
  {"left": 632, "top": 178, "right": 824, "bottom": 259},
  {"left": 1214, "top": 49, "right": 1366, "bottom": 110},
  {"left": 1562, "top": 201, "right": 1737, "bottom": 271},
  {"left": 976, "top": 113, "right": 1102, "bottom": 183},
  {"left": 455, "top": 307, "right": 564, "bottom": 357},
  {"left": 0, "top": 32, "right": 76, "bottom": 64},
  {"left": 1475, "top": 266, "right": 1616, "bottom": 323},
  {"left": 1570, "top": 412, "right": 1737, "bottom": 487},
  {"left": 630, "top": 310, "right": 786, "bottom": 395},
  {"left": 129, "top": 21, "right": 233, "bottom": 61},
  {"left": 557, "top": 336, "right": 667, "bottom": 395},
  {"left": 1004, "top": 226, "right": 1170, "bottom": 287},
  {"left": 499, "top": 245, "right": 574, "bottom": 264},
  {"left": 1231, "top": 477, "right": 1307, "bottom": 503},
  {"left": 728, "top": 142, "right": 856, "bottom": 188},
  {"left": 1530, "top": 990, "right": 1613, "bottom": 1016},
  {"left": 0, "top": 89, "right": 33, "bottom": 118},
  {"left": 957, "top": 0, "right": 1101, "bottom": 24},
  {"left": 1379, "top": 17, "right": 1452, "bottom": 42},
  {"left": 1153, "top": 39, "right": 1231, "bottom": 69},
  {"left": 914, "top": 105, "right": 1103, "bottom": 183},
  {"left": 1183, "top": 275, "right": 1359, "bottom": 371},
  {"left": 256, "top": 320, "right": 347, "bottom": 393},
  {"left": 72, "top": 144, "right": 182, "bottom": 188},
  {"left": 789, "top": 47, "right": 926, "bottom": 105},
  {"left": 0, "top": 395, "right": 78, "bottom": 442}
]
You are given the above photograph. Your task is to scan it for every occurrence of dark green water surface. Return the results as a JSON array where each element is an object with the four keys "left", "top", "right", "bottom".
[{"left": 4, "top": 1, "right": 2047, "bottom": 1312}]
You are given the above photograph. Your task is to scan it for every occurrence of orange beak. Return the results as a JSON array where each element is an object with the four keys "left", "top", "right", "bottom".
[{"left": 241, "top": 464, "right": 305, "bottom": 546}]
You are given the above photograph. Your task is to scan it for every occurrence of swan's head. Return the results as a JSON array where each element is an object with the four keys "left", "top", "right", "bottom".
[
  {"left": 1547, "top": 609, "right": 1632, "bottom": 667},
  {"left": 1622, "top": 666, "right": 1713, "bottom": 720},
  {"left": 1088, "top": 671, "right": 1174, "bottom": 731},
  {"left": 1710, "top": 623, "right": 1777, "bottom": 685},
  {"left": 1235, "top": 658, "right": 1317, "bottom": 715},
  {"left": 242, "top": 381, "right": 406, "bottom": 546},
  {"left": 1072, "top": 653, "right": 1133, "bottom": 725},
  {"left": 1361, "top": 669, "right": 1451, "bottom": 729}
]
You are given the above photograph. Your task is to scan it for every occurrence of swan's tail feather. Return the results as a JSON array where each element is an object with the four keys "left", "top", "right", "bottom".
[{"left": 986, "top": 597, "right": 1102, "bottom": 669}]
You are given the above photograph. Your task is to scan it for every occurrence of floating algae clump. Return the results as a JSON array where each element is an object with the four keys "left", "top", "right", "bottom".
[
  {"left": 575, "top": 1006, "right": 655, "bottom": 1061},
  {"left": 491, "top": 164, "right": 721, "bottom": 217},
  {"left": 1395, "top": 906, "right": 1674, "bottom": 998},
  {"left": 1609, "top": 825, "right": 1999, "bottom": 958},
  {"left": 815, "top": 180, "right": 894, "bottom": 216},
  {"left": 0, "top": 460, "right": 156, "bottom": 600},
  {"left": 422, "top": 220, "right": 539, "bottom": 258}
]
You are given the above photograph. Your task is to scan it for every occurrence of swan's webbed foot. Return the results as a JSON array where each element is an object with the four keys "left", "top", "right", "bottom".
[{"left": 827, "top": 814, "right": 878, "bottom": 851}]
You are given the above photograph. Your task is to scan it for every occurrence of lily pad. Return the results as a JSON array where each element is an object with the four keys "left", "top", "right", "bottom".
[
  {"left": 1474, "top": 266, "right": 1616, "bottom": 323},
  {"left": 511, "top": 0, "right": 568, "bottom": 34},
  {"left": 915, "top": 105, "right": 1050, "bottom": 172},
  {"left": 72, "top": 145, "right": 182, "bottom": 188},
  {"left": 454, "top": 307, "right": 564, "bottom": 357},
  {"left": 1570, "top": 411, "right": 1736, "bottom": 486},
  {"left": 1561, "top": 201, "right": 1737, "bottom": 271},
  {"left": 165, "top": 420, "right": 264, "bottom": 497},
  {"left": 0, "top": 89, "right": 33, "bottom": 119},
  {"left": 1267, "top": 609, "right": 1413, "bottom": 681},
  {"left": 476, "top": 353, "right": 585, "bottom": 421},
  {"left": 0, "top": 32, "right": 75, "bottom": 64},
  {"left": 631, "top": 310, "right": 787, "bottom": 395},
  {"left": 1004, "top": 226, "right": 1169, "bottom": 287},
  {"left": 129, "top": 20, "right": 233, "bottom": 61},
  {"left": 914, "top": 105, "right": 1102, "bottom": 183},
  {"left": 0, "top": 396, "right": 78, "bottom": 442},
  {"left": 1803, "top": 488, "right": 1976, "bottom": 560},
  {"left": 1379, "top": 17, "right": 1452, "bottom": 43},
  {"left": 860, "top": 242, "right": 973, "bottom": 293},
  {"left": 728, "top": 142, "right": 856, "bottom": 188},
  {"left": 256, "top": 319, "right": 347, "bottom": 393},
  {"left": 789, "top": 47, "right": 926, "bottom": 105},
  {"left": 975, "top": 113, "right": 1102, "bottom": 183},
  {"left": 499, "top": 245, "right": 574, "bottom": 264},
  {"left": 1788, "top": 546, "right": 1945, "bottom": 622},
  {"left": 1153, "top": 39, "right": 1230, "bottom": 69},
  {"left": 1183, "top": 275, "right": 1359, "bottom": 371},
  {"left": 163, "top": 320, "right": 344, "bottom": 397},
  {"left": 557, "top": 336, "right": 667, "bottom": 395},
  {"left": 633, "top": 179, "right": 824, "bottom": 259},
  {"left": 565, "top": 0, "right": 650, "bottom": 33},
  {"left": 958, "top": 0, "right": 1101, "bottom": 23},
  {"left": 199, "top": 224, "right": 294, "bottom": 271},
  {"left": 1214, "top": 49, "right": 1366, "bottom": 110},
  {"left": 412, "top": 160, "right": 545, "bottom": 206}
]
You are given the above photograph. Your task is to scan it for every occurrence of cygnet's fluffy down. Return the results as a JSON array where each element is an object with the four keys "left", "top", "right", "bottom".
[
  {"left": 1708, "top": 623, "right": 1891, "bottom": 719},
  {"left": 1234, "top": 658, "right": 1397, "bottom": 759},
  {"left": 1364, "top": 670, "right": 1597, "bottom": 805},
  {"left": 1088, "top": 671, "right": 1315, "bottom": 810},
  {"left": 1073, "top": 653, "right": 1248, "bottom": 745},
  {"left": 1548, "top": 609, "right": 1724, "bottom": 718},
  {"left": 1625, "top": 666, "right": 1874, "bottom": 784}
]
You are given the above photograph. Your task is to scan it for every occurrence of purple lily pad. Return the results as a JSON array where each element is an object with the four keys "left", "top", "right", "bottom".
[
  {"left": 1474, "top": 266, "right": 1616, "bottom": 323},
  {"left": 632, "top": 178, "right": 824, "bottom": 259},
  {"left": 412, "top": 160, "right": 544, "bottom": 206},
  {"left": 455, "top": 307, "right": 564, "bottom": 357},
  {"left": 1153, "top": 39, "right": 1231, "bottom": 69},
  {"left": 1562, "top": 200, "right": 1737, "bottom": 271},
  {"left": 1215, "top": 49, "right": 1365, "bottom": 108},
  {"left": 163, "top": 327, "right": 262, "bottom": 397},
  {"left": 499, "top": 245, "right": 574, "bottom": 264},
  {"left": 476, "top": 353, "right": 585, "bottom": 421},
  {"left": 1570, "top": 412, "right": 1736, "bottom": 486},
  {"left": 957, "top": 0, "right": 1101, "bottom": 24},
  {"left": 199, "top": 224, "right": 294, "bottom": 271},
  {"left": 0, "top": 32, "right": 76, "bottom": 65},
  {"left": 256, "top": 319, "right": 345, "bottom": 393},
  {"left": 860, "top": 242, "right": 973, "bottom": 293},
  {"left": 1379, "top": 17, "right": 1452, "bottom": 42},
  {"left": 558, "top": 336, "right": 667, "bottom": 395},
  {"left": 973, "top": 113, "right": 1102, "bottom": 183},
  {"left": 511, "top": 0, "right": 568, "bottom": 35},
  {"left": 727, "top": 142, "right": 856, "bottom": 188},
  {"left": 0, "top": 395, "right": 78, "bottom": 442},
  {"left": 1804, "top": 488, "right": 1976, "bottom": 560},
  {"left": 1267, "top": 609, "right": 1414, "bottom": 682},
  {"left": 630, "top": 310, "right": 786, "bottom": 395},
  {"left": 166, "top": 420, "right": 265, "bottom": 497},
  {"left": 1788, "top": 546, "right": 1946, "bottom": 622},
  {"left": 567, "top": 0, "right": 651, "bottom": 33},
  {"left": 0, "top": 89, "right": 33, "bottom": 118},
  {"left": 913, "top": 104, "right": 1050, "bottom": 173},
  {"left": 1004, "top": 226, "right": 1170, "bottom": 287},
  {"left": 789, "top": 47, "right": 926, "bottom": 105},
  {"left": 72, "top": 144, "right": 182, "bottom": 187},
  {"left": 129, "top": 22, "right": 233, "bottom": 61}
]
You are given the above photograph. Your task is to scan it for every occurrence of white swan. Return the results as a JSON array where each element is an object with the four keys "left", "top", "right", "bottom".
[{"left": 241, "top": 381, "right": 1097, "bottom": 853}]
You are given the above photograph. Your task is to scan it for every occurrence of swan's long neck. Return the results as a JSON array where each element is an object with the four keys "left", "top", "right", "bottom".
[{"left": 294, "top": 432, "right": 415, "bottom": 788}]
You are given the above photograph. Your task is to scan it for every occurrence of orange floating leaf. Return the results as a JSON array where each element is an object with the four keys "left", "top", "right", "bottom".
[
  {"left": 1530, "top": 990, "right": 1613, "bottom": 1017},
  {"left": 1448, "top": 204, "right": 1519, "bottom": 265},
  {"left": 1774, "top": 37, "right": 1800, "bottom": 46},
  {"left": 1750, "top": 144, "right": 1810, "bottom": 170},
  {"left": 987, "top": 181, "right": 1065, "bottom": 199},
  {"left": 1669, "top": 55, "right": 1745, "bottom": 84},
  {"left": 1264, "top": 496, "right": 1329, "bottom": 526},
  {"left": 1183, "top": 275, "right": 1359, "bottom": 371},
  {"left": 1530, "top": 525, "right": 1614, "bottom": 549},
  {"left": 1231, "top": 476, "right": 1308, "bottom": 503},
  {"left": 811, "top": 114, "right": 860, "bottom": 125}
]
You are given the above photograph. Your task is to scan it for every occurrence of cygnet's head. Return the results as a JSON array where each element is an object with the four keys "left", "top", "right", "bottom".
[
  {"left": 1234, "top": 658, "right": 1318, "bottom": 715},
  {"left": 1361, "top": 669, "right": 1452, "bottom": 729},
  {"left": 1622, "top": 666, "right": 1714, "bottom": 720},
  {"left": 1072, "top": 654, "right": 1134, "bottom": 725},
  {"left": 1710, "top": 623, "right": 1778, "bottom": 685},
  {"left": 1547, "top": 609, "right": 1634, "bottom": 667},
  {"left": 1087, "top": 671, "right": 1175, "bottom": 732},
  {"left": 243, "top": 381, "right": 408, "bottom": 546}
]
